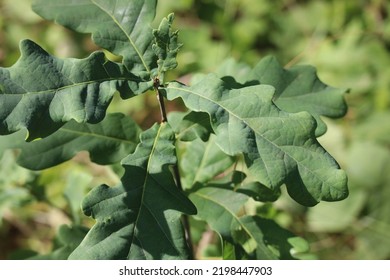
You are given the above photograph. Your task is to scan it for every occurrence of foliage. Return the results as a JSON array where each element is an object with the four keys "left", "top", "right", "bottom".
[{"left": 3, "top": 0, "right": 385, "bottom": 260}]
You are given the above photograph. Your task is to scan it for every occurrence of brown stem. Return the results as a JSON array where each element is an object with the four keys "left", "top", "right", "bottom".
[{"left": 153, "top": 77, "right": 168, "bottom": 123}]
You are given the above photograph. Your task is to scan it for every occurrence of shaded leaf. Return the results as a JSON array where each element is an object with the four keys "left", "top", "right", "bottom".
[
  {"left": 32, "top": 0, "right": 158, "bottom": 75},
  {"left": 168, "top": 111, "right": 213, "bottom": 142},
  {"left": 0, "top": 113, "right": 141, "bottom": 170},
  {"left": 69, "top": 123, "right": 196, "bottom": 260},
  {"left": 189, "top": 186, "right": 249, "bottom": 240},
  {"left": 235, "top": 216, "right": 310, "bottom": 259},
  {"left": 248, "top": 56, "right": 348, "bottom": 136},
  {"left": 167, "top": 74, "right": 348, "bottom": 206},
  {"left": 189, "top": 186, "right": 307, "bottom": 259},
  {"left": 195, "top": 170, "right": 247, "bottom": 190},
  {"left": 180, "top": 135, "right": 235, "bottom": 189},
  {"left": 222, "top": 240, "right": 238, "bottom": 260},
  {"left": 237, "top": 182, "right": 280, "bottom": 202},
  {"left": 0, "top": 40, "right": 150, "bottom": 140}
]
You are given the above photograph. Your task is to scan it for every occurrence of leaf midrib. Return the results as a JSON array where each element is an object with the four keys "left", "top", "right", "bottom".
[
  {"left": 59, "top": 127, "right": 137, "bottom": 145},
  {"left": 193, "top": 190, "right": 259, "bottom": 249},
  {"left": 192, "top": 140, "right": 213, "bottom": 184},
  {"left": 176, "top": 115, "right": 210, "bottom": 139},
  {"left": 91, "top": 0, "right": 151, "bottom": 73},
  {"left": 3, "top": 77, "right": 130, "bottom": 96},
  {"left": 169, "top": 85, "right": 328, "bottom": 189},
  {"left": 129, "top": 124, "right": 176, "bottom": 256},
  {"left": 169, "top": 85, "right": 283, "bottom": 154}
]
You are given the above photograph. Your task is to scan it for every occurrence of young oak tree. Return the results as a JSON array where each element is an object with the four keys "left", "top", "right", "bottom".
[{"left": 0, "top": 0, "right": 348, "bottom": 259}]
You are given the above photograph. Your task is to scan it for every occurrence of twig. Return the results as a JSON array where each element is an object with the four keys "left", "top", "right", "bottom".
[{"left": 153, "top": 77, "right": 168, "bottom": 123}]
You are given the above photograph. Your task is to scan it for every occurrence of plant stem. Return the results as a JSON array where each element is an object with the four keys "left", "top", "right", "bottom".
[
  {"left": 154, "top": 77, "right": 194, "bottom": 259},
  {"left": 153, "top": 77, "right": 168, "bottom": 123}
]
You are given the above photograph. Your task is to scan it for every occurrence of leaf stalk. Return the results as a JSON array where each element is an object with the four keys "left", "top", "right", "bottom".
[{"left": 154, "top": 77, "right": 168, "bottom": 123}]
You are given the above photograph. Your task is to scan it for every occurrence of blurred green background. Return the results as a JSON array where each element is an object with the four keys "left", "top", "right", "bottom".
[{"left": 0, "top": 0, "right": 389, "bottom": 259}]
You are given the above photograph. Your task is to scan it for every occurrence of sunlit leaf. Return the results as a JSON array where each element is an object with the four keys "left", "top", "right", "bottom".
[
  {"left": 167, "top": 74, "right": 348, "bottom": 206},
  {"left": 247, "top": 56, "right": 348, "bottom": 136},
  {"left": 32, "top": 0, "right": 158, "bottom": 75},
  {"left": 0, "top": 40, "right": 150, "bottom": 140}
]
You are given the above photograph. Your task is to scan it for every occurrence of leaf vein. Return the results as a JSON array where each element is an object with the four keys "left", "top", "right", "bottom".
[{"left": 90, "top": 0, "right": 150, "bottom": 73}]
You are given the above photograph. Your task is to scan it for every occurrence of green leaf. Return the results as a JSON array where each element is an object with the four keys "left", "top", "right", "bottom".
[
  {"left": 0, "top": 130, "right": 25, "bottom": 160},
  {"left": 32, "top": 0, "right": 158, "bottom": 75},
  {"left": 0, "top": 113, "right": 141, "bottom": 170},
  {"left": 189, "top": 186, "right": 306, "bottom": 259},
  {"left": 215, "top": 58, "right": 252, "bottom": 84},
  {"left": 189, "top": 183, "right": 275, "bottom": 259},
  {"left": 153, "top": 13, "right": 182, "bottom": 79},
  {"left": 237, "top": 182, "right": 280, "bottom": 202},
  {"left": 167, "top": 74, "right": 348, "bottom": 206},
  {"left": 180, "top": 135, "right": 235, "bottom": 189},
  {"left": 222, "top": 240, "right": 238, "bottom": 260},
  {"left": 69, "top": 123, "right": 196, "bottom": 260},
  {"left": 248, "top": 56, "right": 348, "bottom": 136},
  {"left": 189, "top": 186, "right": 249, "bottom": 240},
  {"left": 0, "top": 40, "right": 149, "bottom": 140},
  {"left": 235, "top": 216, "right": 310, "bottom": 259},
  {"left": 168, "top": 111, "right": 213, "bottom": 142}
]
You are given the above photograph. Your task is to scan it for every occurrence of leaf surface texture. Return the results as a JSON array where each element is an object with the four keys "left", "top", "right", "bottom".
[
  {"left": 248, "top": 56, "right": 348, "bottom": 136},
  {"left": 0, "top": 113, "right": 141, "bottom": 170},
  {"left": 167, "top": 74, "right": 348, "bottom": 205},
  {"left": 32, "top": 0, "right": 158, "bottom": 74},
  {"left": 0, "top": 40, "right": 147, "bottom": 139}
]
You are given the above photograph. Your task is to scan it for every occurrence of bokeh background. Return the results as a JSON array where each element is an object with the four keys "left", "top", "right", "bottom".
[{"left": 0, "top": 0, "right": 389, "bottom": 259}]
